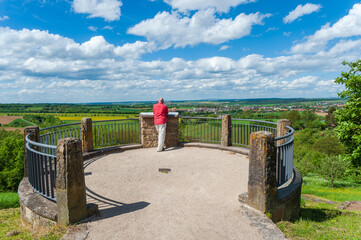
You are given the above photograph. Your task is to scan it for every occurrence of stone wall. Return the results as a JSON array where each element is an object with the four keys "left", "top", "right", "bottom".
[{"left": 140, "top": 113, "right": 179, "bottom": 148}]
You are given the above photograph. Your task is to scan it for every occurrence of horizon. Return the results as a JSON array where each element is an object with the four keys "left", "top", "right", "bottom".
[
  {"left": 0, "top": 97, "right": 344, "bottom": 105},
  {"left": 1, "top": 1, "right": 360, "bottom": 103}
]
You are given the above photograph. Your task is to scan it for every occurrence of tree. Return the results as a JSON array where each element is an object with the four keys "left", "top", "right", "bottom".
[
  {"left": 318, "top": 155, "right": 348, "bottom": 188},
  {"left": 334, "top": 60, "right": 361, "bottom": 167},
  {"left": 313, "top": 134, "right": 343, "bottom": 156},
  {"left": 326, "top": 107, "right": 337, "bottom": 125}
]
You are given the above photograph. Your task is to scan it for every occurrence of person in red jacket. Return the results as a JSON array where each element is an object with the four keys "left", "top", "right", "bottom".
[{"left": 153, "top": 97, "right": 169, "bottom": 152}]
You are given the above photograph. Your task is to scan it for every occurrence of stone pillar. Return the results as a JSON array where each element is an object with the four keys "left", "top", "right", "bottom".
[
  {"left": 277, "top": 119, "right": 291, "bottom": 145},
  {"left": 56, "top": 138, "right": 87, "bottom": 225},
  {"left": 140, "top": 113, "right": 179, "bottom": 148},
  {"left": 221, "top": 114, "right": 232, "bottom": 146},
  {"left": 247, "top": 131, "right": 277, "bottom": 213},
  {"left": 81, "top": 117, "right": 93, "bottom": 152},
  {"left": 24, "top": 126, "right": 40, "bottom": 177}
]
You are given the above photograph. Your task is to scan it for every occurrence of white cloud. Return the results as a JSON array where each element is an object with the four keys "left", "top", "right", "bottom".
[
  {"left": 0, "top": 27, "right": 354, "bottom": 102},
  {"left": 219, "top": 45, "right": 230, "bottom": 51},
  {"left": 291, "top": 3, "right": 361, "bottom": 53},
  {"left": 88, "top": 26, "right": 97, "bottom": 31},
  {"left": 163, "top": 0, "right": 254, "bottom": 12},
  {"left": 0, "top": 16, "right": 9, "bottom": 21},
  {"left": 128, "top": 9, "right": 270, "bottom": 48},
  {"left": 72, "top": 0, "right": 122, "bottom": 21},
  {"left": 283, "top": 3, "right": 322, "bottom": 24},
  {"left": 103, "top": 26, "right": 113, "bottom": 30}
]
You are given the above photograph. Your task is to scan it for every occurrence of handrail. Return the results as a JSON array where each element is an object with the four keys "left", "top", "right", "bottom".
[
  {"left": 25, "top": 133, "right": 57, "bottom": 150},
  {"left": 92, "top": 118, "right": 139, "bottom": 123},
  {"left": 40, "top": 122, "right": 81, "bottom": 131}
]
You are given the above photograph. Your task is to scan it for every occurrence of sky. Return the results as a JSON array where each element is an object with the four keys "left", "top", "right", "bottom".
[{"left": 0, "top": 0, "right": 360, "bottom": 103}]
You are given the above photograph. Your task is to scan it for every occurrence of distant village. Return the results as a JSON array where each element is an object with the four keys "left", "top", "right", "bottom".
[{"left": 178, "top": 102, "right": 344, "bottom": 115}]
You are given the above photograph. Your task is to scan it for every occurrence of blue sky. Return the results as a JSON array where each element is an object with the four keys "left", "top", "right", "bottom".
[{"left": 0, "top": 0, "right": 360, "bottom": 103}]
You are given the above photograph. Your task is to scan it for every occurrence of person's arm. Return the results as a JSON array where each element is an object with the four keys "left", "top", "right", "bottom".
[{"left": 165, "top": 105, "right": 169, "bottom": 115}]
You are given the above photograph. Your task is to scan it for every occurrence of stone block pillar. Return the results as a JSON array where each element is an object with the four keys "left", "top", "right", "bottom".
[
  {"left": 81, "top": 118, "right": 93, "bottom": 152},
  {"left": 277, "top": 119, "right": 291, "bottom": 145},
  {"left": 221, "top": 114, "right": 232, "bottom": 146},
  {"left": 247, "top": 131, "right": 277, "bottom": 213},
  {"left": 140, "top": 113, "right": 179, "bottom": 148},
  {"left": 56, "top": 138, "right": 87, "bottom": 225},
  {"left": 24, "top": 126, "right": 40, "bottom": 177}
]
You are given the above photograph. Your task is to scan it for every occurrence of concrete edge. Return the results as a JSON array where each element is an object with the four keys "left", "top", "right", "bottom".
[
  {"left": 18, "top": 178, "right": 57, "bottom": 230},
  {"left": 239, "top": 203, "right": 287, "bottom": 240},
  {"left": 178, "top": 142, "right": 249, "bottom": 156}
]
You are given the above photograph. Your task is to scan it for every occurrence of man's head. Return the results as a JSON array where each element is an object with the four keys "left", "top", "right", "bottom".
[{"left": 158, "top": 98, "right": 164, "bottom": 104}]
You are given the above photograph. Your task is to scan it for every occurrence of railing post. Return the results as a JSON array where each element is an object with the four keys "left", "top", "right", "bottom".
[
  {"left": 81, "top": 117, "right": 93, "bottom": 152},
  {"left": 247, "top": 131, "right": 277, "bottom": 213},
  {"left": 24, "top": 126, "right": 40, "bottom": 177},
  {"left": 277, "top": 119, "right": 291, "bottom": 145},
  {"left": 56, "top": 138, "right": 88, "bottom": 225},
  {"left": 221, "top": 114, "right": 232, "bottom": 146}
]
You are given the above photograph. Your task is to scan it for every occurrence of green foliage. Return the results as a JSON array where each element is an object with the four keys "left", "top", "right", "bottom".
[
  {"left": 0, "top": 130, "right": 24, "bottom": 192},
  {"left": 23, "top": 114, "right": 64, "bottom": 128},
  {"left": 335, "top": 60, "right": 361, "bottom": 167},
  {"left": 318, "top": 156, "right": 348, "bottom": 188},
  {"left": 326, "top": 107, "right": 337, "bottom": 125},
  {"left": 4, "top": 119, "right": 32, "bottom": 128},
  {"left": 313, "top": 134, "right": 343, "bottom": 156},
  {"left": 0, "top": 192, "right": 19, "bottom": 209}
]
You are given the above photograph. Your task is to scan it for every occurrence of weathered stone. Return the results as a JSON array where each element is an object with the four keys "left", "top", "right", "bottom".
[
  {"left": 247, "top": 131, "right": 277, "bottom": 213},
  {"left": 140, "top": 113, "right": 179, "bottom": 148},
  {"left": 276, "top": 119, "right": 291, "bottom": 146},
  {"left": 56, "top": 138, "right": 88, "bottom": 225},
  {"left": 24, "top": 127, "right": 40, "bottom": 177},
  {"left": 221, "top": 115, "right": 232, "bottom": 146},
  {"left": 81, "top": 118, "right": 93, "bottom": 152}
]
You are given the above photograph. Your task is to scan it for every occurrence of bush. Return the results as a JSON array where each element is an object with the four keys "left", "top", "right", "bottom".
[{"left": 0, "top": 130, "right": 24, "bottom": 192}]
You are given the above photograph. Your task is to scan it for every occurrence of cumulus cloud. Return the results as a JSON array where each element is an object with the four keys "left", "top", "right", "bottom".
[
  {"left": 291, "top": 3, "right": 361, "bottom": 53},
  {"left": 128, "top": 9, "right": 270, "bottom": 48},
  {"left": 72, "top": 0, "right": 122, "bottom": 21},
  {"left": 0, "top": 26, "right": 354, "bottom": 102},
  {"left": 0, "top": 16, "right": 9, "bottom": 21},
  {"left": 88, "top": 26, "right": 97, "bottom": 31},
  {"left": 163, "top": 0, "right": 254, "bottom": 12},
  {"left": 283, "top": 3, "right": 322, "bottom": 24}
]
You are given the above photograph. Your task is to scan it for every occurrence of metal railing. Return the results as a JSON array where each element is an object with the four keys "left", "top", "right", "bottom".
[
  {"left": 179, "top": 116, "right": 222, "bottom": 143},
  {"left": 93, "top": 119, "right": 140, "bottom": 148},
  {"left": 275, "top": 126, "right": 294, "bottom": 186},
  {"left": 40, "top": 123, "right": 81, "bottom": 146},
  {"left": 232, "top": 119, "right": 277, "bottom": 147},
  {"left": 25, "top": 134, "right": 57, "bottom": 201}
]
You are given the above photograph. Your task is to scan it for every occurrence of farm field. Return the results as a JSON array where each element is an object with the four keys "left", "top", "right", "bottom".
[{"left": 0, "top": 116, "right": 22, "bottom": 125}]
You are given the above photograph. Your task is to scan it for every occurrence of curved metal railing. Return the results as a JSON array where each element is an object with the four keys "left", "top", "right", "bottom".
[
  {"left": 26, "top": 116, "right": 294, "bottom": 201},
  {"left": 25, "top": 134, "right": 57, "bottom": 201}
]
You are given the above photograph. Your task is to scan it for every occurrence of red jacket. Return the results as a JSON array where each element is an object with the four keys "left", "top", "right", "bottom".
[{"left": 153, "top": 103, "right": 168, "bottom": 125}]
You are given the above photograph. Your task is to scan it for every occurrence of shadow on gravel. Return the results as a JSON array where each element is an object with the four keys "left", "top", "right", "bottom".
[{"left": 85, "top": 187, "right": 150, "bottom": 221}]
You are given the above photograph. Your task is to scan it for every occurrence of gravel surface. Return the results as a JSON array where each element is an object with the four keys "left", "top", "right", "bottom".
[{"left": 82, "top": 147, "right": 264, "bottom": 240}]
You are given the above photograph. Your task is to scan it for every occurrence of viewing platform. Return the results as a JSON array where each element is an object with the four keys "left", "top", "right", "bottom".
[{"left": 19, "top": 114, "right": 302, "bottom": 239}]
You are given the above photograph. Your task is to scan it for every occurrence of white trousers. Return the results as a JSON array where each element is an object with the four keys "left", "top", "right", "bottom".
[{"left": 155, "top": 123, "right": 166, "bottom": 151}]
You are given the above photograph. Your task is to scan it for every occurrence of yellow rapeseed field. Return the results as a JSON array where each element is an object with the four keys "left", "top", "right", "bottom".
[{"left": 58, "top": 116, "right": 129, "bottom": 121}]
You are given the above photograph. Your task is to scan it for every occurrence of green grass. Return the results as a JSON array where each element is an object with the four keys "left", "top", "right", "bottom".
[
  {"left": 0, "top": 208, "right": 67, "bottom": 239},
  {"left": 302, "top": 174, "right": 361, "bottom": 202},
  {"left": 0, "top": 193, "right": 19, "bottom": 209},
  {"left": 277, "top": 198, "right": 361, "bottom": 240},
  {"left": 4, "top": 119, "right": 32, "bottom": 128},
  {"left": 277, "top": 175, "right": 361, "bottom": 239}
]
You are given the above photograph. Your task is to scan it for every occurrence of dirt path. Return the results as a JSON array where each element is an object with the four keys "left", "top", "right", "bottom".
[{"left": 80, "top": 147, "right": 285, "bottom": 240}]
